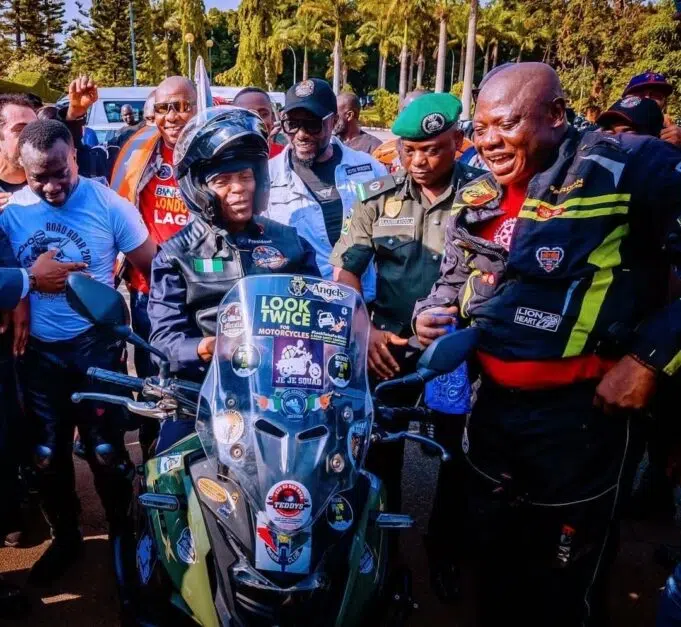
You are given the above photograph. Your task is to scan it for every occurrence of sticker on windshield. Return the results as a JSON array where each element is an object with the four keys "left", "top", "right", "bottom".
[
  {"left": 266, "top": 480, "right": 312, "bottom": 531},
  {"left": 219, "top": 303, "right": 244, "bottom": 337},
  {"left": 288, "top": 276, "right": 308, "bottom": 297},
  {"left": 197, "top": 477, "right": 228, "bottom": 503},
  {"left": 214, "top": 410, "right": 245, "bottom": 445},
  {"left": 328, "top": 353, "right": 352, "bottom": 388},
  {"left": 256, "top": 295, "right": 312, "bottom": 338},
  {"left": 273, "top": 338, "right": 323, "bottom": 389},
  {"left": 348, "top": 420, "right": 369, "bottom": 462},
  {"left": 311, "top": 304, "right": 350, "bottom": 347},
  {"left": 136, "top": 533, "right": 155, "bottom": 585},
  {"left": 255, "top": 512, "right": 312, "bottom": 574},
  {"left": 231, "top": 344, "right": 261, "bottom": 377},
  {"left": 327, "top": 495, "right": 354, "bottom": 532},
  {"left": 252, "top": 245, "right": 287, "bottom": 270},
  {"left": 307, "top": 281, "right": 349, "bottom": 303},
  {"left": 359, "top": 543, "right": 375, "bottom": 575},
  {"left": 177, "top": 527, "right": 197, "bottom": 564},
  {"left": 253, "top": 391, "right": 331, "bottom": 417},
  {"left": 158, "top": 454, "right": 183, "bottom": 475}
]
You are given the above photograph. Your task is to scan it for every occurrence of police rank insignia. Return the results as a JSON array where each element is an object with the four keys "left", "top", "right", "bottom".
[
  {"left": 461, "top": 179, "right": 498, "bottom": 206},
  {"left": 383, "top": 198, "right": 402, "bottom": 218}
]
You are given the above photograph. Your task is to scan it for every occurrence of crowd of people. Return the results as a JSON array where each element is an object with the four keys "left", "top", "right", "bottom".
[{"left": 0, "top": 62, "right": 681, "bottom": 626}]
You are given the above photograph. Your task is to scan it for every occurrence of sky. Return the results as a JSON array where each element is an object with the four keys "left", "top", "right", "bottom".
[{"left": 64, "top": 0, "right": 241, "bottom": 27}]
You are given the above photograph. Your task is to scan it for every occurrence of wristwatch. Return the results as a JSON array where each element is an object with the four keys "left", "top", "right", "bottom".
[{"left": 28, "top": 272, "right": 37, "bottom": 292}]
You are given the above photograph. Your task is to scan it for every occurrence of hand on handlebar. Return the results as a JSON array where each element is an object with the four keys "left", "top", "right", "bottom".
[
  {"left": 368, "top": 325, "right": 408, "bottom": 380},
  {"left": 198, "top": 336, "right": 216, "bottom": 362},
  {"left": 415, "top": 306, "right": 458, "bottom": 347}
]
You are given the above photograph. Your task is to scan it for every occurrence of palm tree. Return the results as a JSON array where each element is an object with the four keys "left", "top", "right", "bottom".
[
  {"left": 272, "top": 9, "right": 333, "bottom": 80},
  {"left": 461, "top": 0, "right": 478, "bottom": 119},
  {"left": 396, "top": 0, "right": 429, "bottom": 102},
  {"left": 433, "top": 0, "right": 459, "bottom": 92},
  {"left": 325, "top": 33, "right": 367, "bottom": 87},
  {"left": 446, "top": 2, "right": 468, "bottom": 86},
  {"left": 300, "top": 0, "right": 356, "bottom": 94},
  {"left": 477, "top": 1, "right": 509, "bottom": 76},
  {"left": 357, "top": 0, "right": 401, "bottom": 90}
]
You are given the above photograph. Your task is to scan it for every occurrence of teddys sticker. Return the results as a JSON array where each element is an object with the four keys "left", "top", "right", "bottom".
[
  {"left": 219, "top": 303, "right": 244, "bottom": 337},
  {"left": 273, "top": 338, "right": 323, "bottom": 389},
  {"left": 231, "top": 344, "right": 261, "bottom": 377},
  {"left": 197, "top": 477, "right": 228, "bottom": 503},
  {"left": 266, "top": 480, "right": 312, "bottom": 531},
  {"left": 359, "top": 543, "right": 375, "bottom": 574},
  {"left": 327, "top": 495, "right": 354, "bottom": 532},
  {"left": 328, "top": 353, "right": 352, "bottom": 388},
  {"left": 255, "top": 512, "right": 312, "bottom": 574},
  {"left": 214, "top": 410, "right": 245, "bottom": 445},
  {"left": 177, "top": 527, "right": 197, "bottom": 564}
]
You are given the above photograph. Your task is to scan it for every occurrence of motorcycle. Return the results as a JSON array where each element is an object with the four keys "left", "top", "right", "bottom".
[{"left": 65, "top": 272, "right": 478, "bottom": 627}]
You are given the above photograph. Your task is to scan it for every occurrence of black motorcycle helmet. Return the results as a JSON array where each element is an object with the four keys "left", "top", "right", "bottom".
[{"left": 173, "top": 106, "right": 270, "bottom": 224}]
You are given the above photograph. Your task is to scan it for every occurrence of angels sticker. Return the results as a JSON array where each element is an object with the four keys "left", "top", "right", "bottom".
[
  {"left": 273, "top": 338, "right": 323, "bottom": 389},
  {"left": 265, "top": 480, "right": 312, "bottom": 531}
]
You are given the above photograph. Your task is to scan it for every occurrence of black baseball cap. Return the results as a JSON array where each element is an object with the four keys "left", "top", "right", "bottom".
[
  {"left": 282, "top": 78, "right": 337, "bottom": 119},
  {"left": 597, "top": 95, "right": 664, "bottom": 137}
]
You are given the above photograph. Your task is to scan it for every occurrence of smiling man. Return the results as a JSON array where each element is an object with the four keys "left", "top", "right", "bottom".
[{"left": 413, "top": 62, "right": 681, "bottom": 626}]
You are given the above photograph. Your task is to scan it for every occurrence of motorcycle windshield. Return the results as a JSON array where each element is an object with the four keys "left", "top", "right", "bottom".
[{"left": 197, "top": 275, "right": 372, "bottom": 533}]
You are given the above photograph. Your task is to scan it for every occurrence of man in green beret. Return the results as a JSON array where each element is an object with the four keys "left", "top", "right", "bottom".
[{"left": 331, "top": 91, "right": 485, "bottom": 601}]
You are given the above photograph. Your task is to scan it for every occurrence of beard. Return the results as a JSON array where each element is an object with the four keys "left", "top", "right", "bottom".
[{"left": 292, "top": 142, "right": 325, "bottom": 168}]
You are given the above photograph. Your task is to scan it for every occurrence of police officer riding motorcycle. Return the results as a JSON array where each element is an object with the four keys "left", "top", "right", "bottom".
[{"left": 147, "top": 106, "right": 320, "bottom": 450}]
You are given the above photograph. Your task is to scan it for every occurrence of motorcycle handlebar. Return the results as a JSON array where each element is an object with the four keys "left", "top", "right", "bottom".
[
  {"left": 87, "top": 367, "right": 145, "bottom": 393},
  {"left": 375, "top": 405, "right": 430, "bottom": 423}
]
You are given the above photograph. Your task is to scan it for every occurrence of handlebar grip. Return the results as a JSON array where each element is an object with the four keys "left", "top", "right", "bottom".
[
  {"left": 376, "top": 406, "right": 430, "bottom": 423},
  {"left": 87, "top": 367, "right": 144, "bottom": 393}
]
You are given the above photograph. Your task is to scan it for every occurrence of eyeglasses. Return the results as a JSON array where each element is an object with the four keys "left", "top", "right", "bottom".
[
  {"left": 281, "top": 113, "right": 333, "bottom": 135},
  {"left": 153, "top": 100, "right": 195, "bottom": 115}
]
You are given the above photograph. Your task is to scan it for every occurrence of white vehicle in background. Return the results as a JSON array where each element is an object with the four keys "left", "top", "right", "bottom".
[{"left": 57, "top": 86, "right": 284, "bottom": 146}]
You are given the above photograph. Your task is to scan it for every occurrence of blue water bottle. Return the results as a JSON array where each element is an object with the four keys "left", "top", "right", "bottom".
[{"left": 424, "top": 315, "right": 471, "bottom": 415}]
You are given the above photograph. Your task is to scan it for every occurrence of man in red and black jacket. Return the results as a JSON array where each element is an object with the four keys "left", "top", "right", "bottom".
[{"left": 414, "top": 62, "right": 681, "bottom": 626}]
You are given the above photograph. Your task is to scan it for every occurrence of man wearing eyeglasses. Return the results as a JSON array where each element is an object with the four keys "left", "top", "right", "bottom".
[
  {"left": 267, "top": 78, "right": 386, "bottom": 298},
  {"left": 65, "top": 75, "right": 198, "bottom": 458}
]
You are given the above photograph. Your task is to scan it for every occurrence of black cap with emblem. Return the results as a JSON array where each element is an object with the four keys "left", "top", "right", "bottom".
[{"left": 283, "top": 78, "right": 338, "bottom": 119}]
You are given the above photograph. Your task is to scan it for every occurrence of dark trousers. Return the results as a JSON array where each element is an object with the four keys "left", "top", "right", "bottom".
[
  {"left": 658, "top": 562, "right": 681, "bottom": 626},
  {"left": 129, "top": 289, "right": 159, "bottom": 460},
  {"left": 0, "top": 339, "right": 23, "bottom": 536},
  {"left": 465, "top": 379, "right": 644, "bottom": 626},
  {"left": 18, "top": 329, "right": 133, "bottom": 539}
]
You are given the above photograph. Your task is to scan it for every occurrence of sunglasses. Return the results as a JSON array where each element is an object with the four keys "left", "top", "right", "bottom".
[
  {"left": 281, "top": 112, "right": 333, "bottom": 135},
  {"left": 153, "top": 100, "right": 195, "bottom": 115}
]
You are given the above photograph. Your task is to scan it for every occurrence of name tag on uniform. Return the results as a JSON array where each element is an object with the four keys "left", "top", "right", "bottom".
[{"left": 378, "top": 217, "right": 415, "bottom": 227}]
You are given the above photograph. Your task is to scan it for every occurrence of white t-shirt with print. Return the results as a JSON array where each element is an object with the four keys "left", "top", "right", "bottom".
[{"left": 0, "top": 176, "right": 149, "bottom": 341}]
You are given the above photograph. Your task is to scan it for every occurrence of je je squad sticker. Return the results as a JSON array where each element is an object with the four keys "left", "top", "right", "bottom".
[{"left": 265, "top": 480, "right": 312, "bottom": 531}]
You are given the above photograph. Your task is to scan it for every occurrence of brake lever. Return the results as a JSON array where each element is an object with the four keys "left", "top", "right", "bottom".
[
  {"left": 71, "top": 392, "right": 176, "bottom": 420},
  {"left": 371, "top": 428, "right": 451, "bottom": 462}
]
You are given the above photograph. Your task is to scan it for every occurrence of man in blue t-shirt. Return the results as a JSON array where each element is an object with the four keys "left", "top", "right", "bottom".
[{"left": 0, "top": 119, "right": 156, "bottom": 585}]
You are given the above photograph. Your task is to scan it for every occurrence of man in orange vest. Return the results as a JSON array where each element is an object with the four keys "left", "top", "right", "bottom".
[{"left": 68, "top": 75, "right": 197, "bottom": 458}]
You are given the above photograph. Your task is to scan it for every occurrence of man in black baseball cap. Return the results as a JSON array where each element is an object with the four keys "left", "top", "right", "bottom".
[{"left": 597, "top": 95, "right": 664, "bottom": 137}]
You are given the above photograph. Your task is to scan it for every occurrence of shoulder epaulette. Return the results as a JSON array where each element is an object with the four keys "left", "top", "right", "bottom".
[{"left": 357, "top": 174, "right": 397, "bottom": 202}]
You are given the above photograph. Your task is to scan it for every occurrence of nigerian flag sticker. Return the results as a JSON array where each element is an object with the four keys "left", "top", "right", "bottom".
[{"left": 193, "top": 258, "right": 225, "bottom": 273}]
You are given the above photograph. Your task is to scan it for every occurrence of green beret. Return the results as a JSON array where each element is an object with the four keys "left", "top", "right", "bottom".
[{"left": 391, "top": 93, "right": 463, "bottom": 140}]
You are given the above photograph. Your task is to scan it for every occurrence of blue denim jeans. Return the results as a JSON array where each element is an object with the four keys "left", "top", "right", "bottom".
[{"left": 658, "top": 562, "right": 681, "bottom": 626}]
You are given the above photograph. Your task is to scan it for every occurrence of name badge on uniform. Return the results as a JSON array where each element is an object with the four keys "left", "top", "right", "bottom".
[
  {"left": 378, "top": 217, "right": 415, "bottom": 227},
  {"left": 383, "top": 198, "right": 402, "bottom": 218}
]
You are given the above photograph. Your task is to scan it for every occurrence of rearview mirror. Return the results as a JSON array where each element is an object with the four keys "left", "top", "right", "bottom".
[
  {"left": 416, "top": 326, "right": 480, "bottom": 381},
  {"left": 66, "top": 273, "right": 129, "bottom": 327}
]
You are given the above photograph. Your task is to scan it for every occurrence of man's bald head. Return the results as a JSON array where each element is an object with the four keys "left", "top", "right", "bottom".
[
  {"left": 400, "top": 89, "right": 430, "bottom": 113},
  {"left": 473, "top": 62, "right": 567, "bottom": 186},
  {"left": 337, "top": 92, "right": 360, "bottom": 114},
  {"left": 154, "top": 76, "right": 197, "bottom": 148},
  {"left": 334, "top": 92, "right": 362, "bottom": 140}
]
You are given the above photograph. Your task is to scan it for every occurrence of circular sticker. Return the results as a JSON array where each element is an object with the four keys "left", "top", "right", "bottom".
[
  {"left": 266, "top": 480, "right": 312, "bottom": 531},
  {"left": 219, "top": 303, "right": 244, "bottom": 338},
  {"left": 421, "top": 112, "right": 446, "bottom": 135},
  {"left": 620, "top": 95, "right": 642, "bottom": 108},
  {"left": 252, "top": 245, "right": 287, "bottom": 270},
  {"left": 288, "top": 276, "right": 308, "bottom": 297},
  {"left": 214, "top": 410, "right": 245, "bottom": 445},
  {"left": 294, "top": 79, "right": 315, "bottom": 98},
  {"left": 158, "top": 163, "right": 173, "bottom": 180},
  {"left": 197, "top": 477, "right": 228, "bottom": 503},
  {"left": 369, "top": 180, "right": 383, "bottom": 192},
  {"left": 327, "top": 495, "right": 354, "bottom": 532},
  {"left": 328, "top": 353, "right": 352, "bottom": 388},
  {"left": 280, "top": 388, "right": 309, "bottom": 420},
  {"left": 359, "top": 543, "right": 375, "bottom": 574},
  {"left": 231, "top": 344, "right": 261, "bottom": 377}
]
